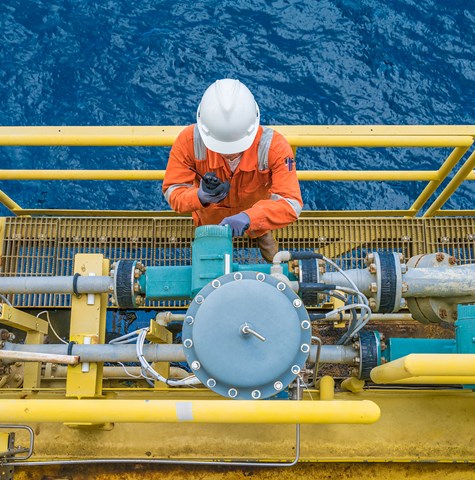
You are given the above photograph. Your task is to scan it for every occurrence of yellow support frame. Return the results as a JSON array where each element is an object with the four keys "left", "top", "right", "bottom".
[
  {"left": 65, "top": 254, "right": 108, "bottom": 399},
  {"left": 0, "top": 305, "right": 48, "bottom": 388},
  {"left": 0, "top": 125, "right": 473, "bottom": 218}
]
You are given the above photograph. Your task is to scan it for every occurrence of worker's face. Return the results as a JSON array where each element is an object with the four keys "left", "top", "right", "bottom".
[{"left": 220, "top": 152, "right": 243, "bottom": 161}]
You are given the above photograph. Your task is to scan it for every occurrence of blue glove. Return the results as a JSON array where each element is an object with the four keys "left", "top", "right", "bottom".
[
  {"left": 219, "top": 212, "right": 250, "bottom": 237},
  {"left": 197, "top": 176, "right": 230, "bottom": 205}
]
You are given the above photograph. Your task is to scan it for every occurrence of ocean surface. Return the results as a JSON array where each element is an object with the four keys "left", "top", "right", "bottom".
[{"left": 0, "top": 0, "right": 474, "bottom": 213}]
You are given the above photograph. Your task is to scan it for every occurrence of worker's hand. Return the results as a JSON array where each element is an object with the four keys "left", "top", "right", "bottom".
[
  {"left": 219, "top": 212, "right": 250, "bottom": 237},
  {"left": 197, "top": 176, "right": 230, "bottom": 205}
]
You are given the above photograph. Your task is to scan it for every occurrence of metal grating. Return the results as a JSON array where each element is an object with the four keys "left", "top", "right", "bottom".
[
  {"left": 0, "top": 216, "right": 472, "bottom": 308},
  {"left": 424, "top": 218, "right": 475, "bottom": 265}
]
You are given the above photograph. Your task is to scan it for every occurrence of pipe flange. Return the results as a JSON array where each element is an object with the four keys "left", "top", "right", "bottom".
[
  {"left": 373, "top": 252, "right": 402, "bottom": 313},
  {"left": 112, "top": 260, "right": 143, "bottom": 308},
  {"left": 357, "top": 330, "right": 381, "bottom": 380},
  {"left": 298, "top": 258, "right": 321, "bottom": 306}
]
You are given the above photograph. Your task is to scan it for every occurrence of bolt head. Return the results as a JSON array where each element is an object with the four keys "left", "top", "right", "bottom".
[
  {"left": 191, "top": 361, "right": 201, "bottom": 370},
  {"left": 369, "top": 282, "right": 378, "bottom": 293},
  {"left": 274, "top": 381, "right": 283, "bottom": 391},
  {"left": 436, "top": 253, "right": 445, "bottom": 262},
  {"left": 369, "top": 263, "right": 377, "bottom": 274},
  {"left": 293, "top": 299, "right": 302, "bottom": 308},
  {"left": 251, "top": 390, "right": 261, "bottom": 399},
  {"left": 206, "top": 378, "right": 216, "bottom": 388}
]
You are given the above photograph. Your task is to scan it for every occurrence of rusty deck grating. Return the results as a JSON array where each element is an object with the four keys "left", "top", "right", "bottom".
[{"left": 0, "top": 216, "right": 470, "bottom": 308}]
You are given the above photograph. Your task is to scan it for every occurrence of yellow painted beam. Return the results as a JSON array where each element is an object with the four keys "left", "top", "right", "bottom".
[
  {"left": 0, "top": 399, "right": 381, "bottom": 424},
  {"left": 430, "top": 209, "right": 475, "bottom": 216},
  {"left": 371, "top": 354, "right": 475, "bottom": 383},
  {"left": 0, "top": 304, "right": 48, "bottom": 334},
  {"left": 11, "top": 208, "right": 416, "bottom": 218},
  {"left": 66, "top": 255, "right": 108, "bottom": 398}
]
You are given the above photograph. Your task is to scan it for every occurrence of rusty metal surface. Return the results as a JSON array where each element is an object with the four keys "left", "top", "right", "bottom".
[{"left": 13, "top": 463, "right": 475, "bottom": 480}]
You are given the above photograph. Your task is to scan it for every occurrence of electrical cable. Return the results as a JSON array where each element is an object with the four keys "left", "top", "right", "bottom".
[
  {"left": 135, "top": 328, "right": 200, "bottom": 387},
  {"left": 37, "top": 310, "right": 68, "bottom": 345}
]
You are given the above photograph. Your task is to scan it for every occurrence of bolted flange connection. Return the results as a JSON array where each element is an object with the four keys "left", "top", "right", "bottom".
[{"left": 111, "top": 260, "right": 146, "bottom": 308}]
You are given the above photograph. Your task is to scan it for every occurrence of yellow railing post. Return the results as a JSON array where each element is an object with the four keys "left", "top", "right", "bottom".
[
  {"left": 424, "top": 148, "right": 475, "bottom": 217},
  {"left": 0, "top": 189, "right": 25, "bottom": 216},
  {"left": 408, "top": 146, "right": 471, "bottom": 216}
]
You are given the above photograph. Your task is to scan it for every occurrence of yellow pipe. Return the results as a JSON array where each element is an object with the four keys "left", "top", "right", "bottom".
[
  {"left": 0, "top": 125, "right": 472, "bottom": 147},
  {"left": 370, "top": 354, "right": 475, "bottom": 384},
  {"left": 297, "top": 170, "right": 438, "bottom": 181},
  {"left": 318, "top": 376, "right": 335, "bottom": 400},
  {"left": 283, "top": 136, "right": 474, "bottom": 147},
  {"left": 409, "top": 146, "right": 470, "bottom": 213},
  {"left": 341, "top": 377, "right": 366, "bottom": 392},
  {"left": 0, "top": 169, "right": 440, "bottom": 182},
  {"left": 390, "top": 376, "right": 475, "bottom": 385},
  {"left": 424, "top": 149, "right": 475, "bottom": 217},
  {"left": 0, "top": 399, "right": 381, "bottom": 425}
]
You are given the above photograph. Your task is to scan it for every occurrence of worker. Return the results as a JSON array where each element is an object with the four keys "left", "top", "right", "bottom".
[{"left": 162, "top": 79, "right": 302, "bottom": 262}]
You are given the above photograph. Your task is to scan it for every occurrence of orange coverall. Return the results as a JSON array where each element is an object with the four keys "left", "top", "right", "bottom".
[{"left": 162, "top": 125, "right": 303, "bottom": 238}]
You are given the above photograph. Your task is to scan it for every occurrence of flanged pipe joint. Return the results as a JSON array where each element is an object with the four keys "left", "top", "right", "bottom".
[{"left": 110, "top": 260, "right": 146, "bottom": 308}]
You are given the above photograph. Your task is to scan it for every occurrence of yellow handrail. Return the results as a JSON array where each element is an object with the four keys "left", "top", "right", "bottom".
[{"left": 0, "top": 125, "right": 473, "bottom": 218}]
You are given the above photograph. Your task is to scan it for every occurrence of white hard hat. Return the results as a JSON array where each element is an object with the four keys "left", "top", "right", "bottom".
[{"left": 196, "top": 79, "right": 260, "bottom": 154}]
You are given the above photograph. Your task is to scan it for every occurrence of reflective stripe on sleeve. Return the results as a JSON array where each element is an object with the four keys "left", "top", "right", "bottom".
[
  {"left": 270, "top": 193, "right": 302, "bottom": 217},
  {"left": 164, "top": 183, "right": 194, "bottom": 204}
]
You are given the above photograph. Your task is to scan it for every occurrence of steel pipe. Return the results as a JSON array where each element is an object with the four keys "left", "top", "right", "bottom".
[
  {"left": 402, "top": 265, "right": 475, "bottom": 298},
  {"left": 3, "top": 342, "right": 356, "bottom": 366},
  {"left": 0, "top": 276, "right": 113, "bottom": 294},
  {"left": 309, "top": 345, "right": 357, "bottom": 365},
  {"left": 2, "top": 342, "right": 186, "bottom": 363},
  {"left": 0, "top": 399, "right": 381, "bottom": 424}
]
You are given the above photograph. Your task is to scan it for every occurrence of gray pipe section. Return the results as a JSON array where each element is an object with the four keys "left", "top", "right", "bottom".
[
  {"left": 2, "top": 342, "right": 186, "bottom": 363},
  {"left": 322, "top": 265, "right": 475, "bottom": 299},
  {"left": 0, "top": 276, "right": 113, "bottom": 295},
  {"left": 402, "top": 265, "right": 475, "bottom": 298},
  {"left": 309, "top": 345, "right": 356, "bottom": 365},
  {"left": 321, "top": 269, "right": 373, "bottom": 296},
  {"left": 3, "top": 342, "right": 355, "bottom": 366}
]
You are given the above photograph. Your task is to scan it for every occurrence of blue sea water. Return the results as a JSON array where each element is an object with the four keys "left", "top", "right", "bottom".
[{"left": 0, "top": 0, "right": 474, "bottom": 213}]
